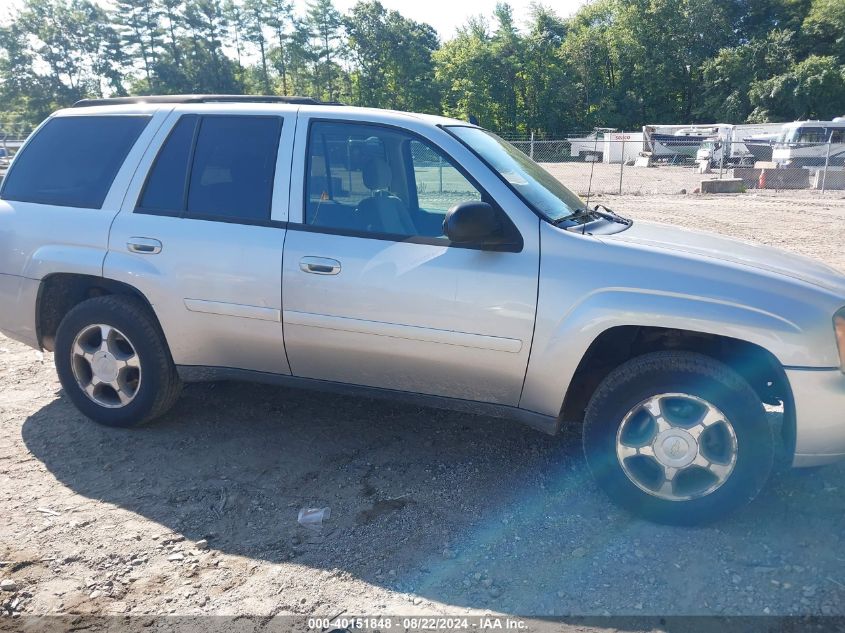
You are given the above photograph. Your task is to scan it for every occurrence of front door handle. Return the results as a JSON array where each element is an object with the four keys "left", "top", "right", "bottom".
[
  {"left": 300, "top": 256, "right": 341, "bottom": 275},
  {"left": 127, "top": 237, "right": 162, "bottom": 254}
]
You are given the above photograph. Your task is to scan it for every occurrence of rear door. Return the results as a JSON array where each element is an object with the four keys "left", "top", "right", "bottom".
[
  {"left": 105, "top": 106, "right": 295, "bottom": 375},
  {"left": 281, "top": 114, "right": 540, "bottom": 405}
]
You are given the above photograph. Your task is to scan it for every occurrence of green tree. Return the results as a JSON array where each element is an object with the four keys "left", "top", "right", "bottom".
[
  {"left": 487, "top": 3, "right": 523, "bottom": 133},
  {"left": 16, "top": 0, "right": 124, "bottom": 99},
  {"left": 385, "top": 11, "right": 439, "bottom": 112},
  {"left": 724, "top": 0, "right": 811, "bottom": 41},
  {"left": 521, "top": 6, "right": 573, "bottom": 135},
  {"left": 802, "top": 0, "right": 845, "bottom": 63},
  {"left": 304, "top": 0, "right": 344, "bottom": 100},
  {"left": 114, "top": 0, "right": 162, "bottom": 90},
  {"left": 749, "top": 54, "right": 845, "bottom": 120},
  {"left": 223, "top": 0, "right": 245, "bottom": 69},
  {"left": 285, "top": 16, "right": 315, "bottom": 95},
  {"left": 181, "top": 0, "right": 240, "bottom": 92},
  {"left": 435, "top": 17, "right": 497, "bottom": 127},
  {"left": 0, "top": 23, "right": 54, "bottom": 132},
  {"left": 160, "top": 0, "right": 186, "bottom": 67},
  {"left": 696, "top": 30, "right": 797, "bottom": 122},
  {"left": 266, "top": 0, "right": 294, "bottom": 93},
  {"left": 345, "top": 1, "right": 439, "bottom": 111},
  {"left": 243, "top": 0, "right": 271, "bottom": 92}
]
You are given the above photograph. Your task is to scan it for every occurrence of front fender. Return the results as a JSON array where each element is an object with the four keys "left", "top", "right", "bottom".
[
  {"left": 519, "top": 225, "right": 843, "bottom": 418},
  {"left": 519, "top": 287, "right": 813, "bottom": 417}
]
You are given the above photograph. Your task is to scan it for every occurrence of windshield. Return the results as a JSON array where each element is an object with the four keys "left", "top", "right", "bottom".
[
  {"left": 447, "top": 126, "right": 587, "bottom": 223},
  {"left": 778, "top": 126, "right": 827, "bottom": 144}
]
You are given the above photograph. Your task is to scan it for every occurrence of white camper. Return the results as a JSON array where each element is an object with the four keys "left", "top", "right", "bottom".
[{"left": 772, "top": 118, "right": 845, "bottom": 167}]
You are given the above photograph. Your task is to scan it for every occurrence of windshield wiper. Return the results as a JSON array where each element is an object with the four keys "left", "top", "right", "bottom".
[
  {"left": 553, "top": 204, "right": 632, "bottom": 227},
  {"left": 552, "top": 208, "right": 594, "bottom": 225},
  {"left": 593, "top": 204, "right": 632, "bottom": 226}
]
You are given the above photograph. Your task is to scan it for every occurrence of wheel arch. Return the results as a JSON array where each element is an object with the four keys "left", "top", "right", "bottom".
[
  {"left": 561, "top": 325, "right": 795, "bottom": 457},
  {"left": 36, "top": 273, "right": 165, "bottom": 352}
]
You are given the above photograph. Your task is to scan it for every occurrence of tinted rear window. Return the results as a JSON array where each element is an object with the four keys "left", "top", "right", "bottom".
[
  {"left": 137, "top": 114, "right": 281, "bottom": 223},
  {"left": 187, "top": 116, "right": 281, "bottom": 221},
  {"left": 1, "top": 115, "right": 150, "bottom": 209}
]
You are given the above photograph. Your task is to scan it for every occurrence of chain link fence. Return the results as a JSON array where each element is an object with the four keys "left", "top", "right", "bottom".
[
  {"left": 501, "top": 134, "right": 845, "bottom": 198},
  {"left": 0, "top": 117, "right": 35, "bottom": 170}
]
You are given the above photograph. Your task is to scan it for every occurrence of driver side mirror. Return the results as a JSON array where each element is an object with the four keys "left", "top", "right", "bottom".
[{"left": 443, "top": 201, "right": 507, "bottom": 246}]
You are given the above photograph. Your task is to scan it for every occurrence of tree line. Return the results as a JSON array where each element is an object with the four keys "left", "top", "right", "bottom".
[{"left": 0, "top": 0, "right": 844, "bottom": 138}]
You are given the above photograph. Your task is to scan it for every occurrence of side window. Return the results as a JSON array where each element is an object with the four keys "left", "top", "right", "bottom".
[
  {"left": 305, "top": 122, "right": 484, "bottom": 239},
  {"left": 138, "top": 115, "right": 197, "bottom": 213},
  {"left": 188, "top": 116, "right": 281, "bottom": 221},
  {"left": 1, "top": 115, "right": 150, "bottom": 209},
  {"left": 137, "top": 114, "right": 282, "bottom": 223},
  {"left": 409, "top": 139, "right": 482, "bottom": 213}
]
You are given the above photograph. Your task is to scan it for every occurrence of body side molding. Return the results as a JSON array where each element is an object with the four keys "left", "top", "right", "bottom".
[{"left": 283, "top": 310, "right": 523, "bottom": 353}]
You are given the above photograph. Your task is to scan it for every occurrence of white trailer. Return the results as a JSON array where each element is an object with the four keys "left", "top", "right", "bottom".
[{"left": 602, "top": 132, "right": 644, "bottom": 164}]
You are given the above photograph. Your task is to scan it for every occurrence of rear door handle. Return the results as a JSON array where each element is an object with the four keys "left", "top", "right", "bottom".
[
  {"left": 300, "top": 256, "right": 341, "bottom": 275},
  {"left": 127, "top": 237, "right": 162, "bottom": 254}
]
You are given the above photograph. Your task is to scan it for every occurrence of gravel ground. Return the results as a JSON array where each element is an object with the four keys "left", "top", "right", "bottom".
[{"left": 2, "top": 192, "right": 845, "bottom": 624}]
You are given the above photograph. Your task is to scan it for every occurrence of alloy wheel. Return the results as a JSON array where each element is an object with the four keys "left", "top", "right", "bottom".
[
  {"left": 615, "top": 392, "right": 738, "bottom": 501},
  {"left": 70, "top": 323, "right": 142, "bottom": 408}
]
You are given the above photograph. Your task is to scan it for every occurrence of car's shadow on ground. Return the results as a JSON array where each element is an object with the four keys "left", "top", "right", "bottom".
[{"left": 21, "top": 381, "right": 845, "bottom": 617}]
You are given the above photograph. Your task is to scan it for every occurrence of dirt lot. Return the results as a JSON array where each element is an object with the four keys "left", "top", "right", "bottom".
[{"left": 2, "top": 192, "right": 845, "bottom": 624}]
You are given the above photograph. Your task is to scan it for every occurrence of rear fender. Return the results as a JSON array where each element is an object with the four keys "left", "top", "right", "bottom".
[{"left": 22, "top": 244, "right": 107, "bottom": 280}]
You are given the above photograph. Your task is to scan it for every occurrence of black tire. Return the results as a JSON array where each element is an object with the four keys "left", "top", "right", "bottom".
[
  {"left": 583, "top": 351, "right": 773, "bottom": 525},
  {"left": 54, "top": 295, "right": 182, "bottom": 427}
]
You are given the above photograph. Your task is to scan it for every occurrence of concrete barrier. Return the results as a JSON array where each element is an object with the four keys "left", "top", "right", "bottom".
[
  {"left": 758, "top": 168, "right": 810, "bottom": 189},
  {"left": 732, "top": 168, "right": 761, "bottom": 188},
  {"left": 700, "top": 178, "right": 745, "bottom": 194},
  {"left": 811, "top": 169, "right": 845, "bottom": 190}
]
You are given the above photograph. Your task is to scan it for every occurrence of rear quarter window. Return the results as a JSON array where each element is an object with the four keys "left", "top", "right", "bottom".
[{"left": 0, "top": 115, "right": 150, "bottom": 209}]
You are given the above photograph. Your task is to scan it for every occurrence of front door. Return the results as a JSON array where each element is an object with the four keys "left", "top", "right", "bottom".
[
  {"left": 106, "top": 108, "right": 295, "bottom": 375},
  {"left": 281, "top": 117, "right": 540, "bottom": 405}
]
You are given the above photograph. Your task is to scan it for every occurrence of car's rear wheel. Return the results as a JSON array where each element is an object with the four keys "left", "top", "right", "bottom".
[
  {"left": 54, "top": 295, "right": 182, "bottom": 427},
  {"left": 583, "top": 351, "right": 774, "bottom": 525}
]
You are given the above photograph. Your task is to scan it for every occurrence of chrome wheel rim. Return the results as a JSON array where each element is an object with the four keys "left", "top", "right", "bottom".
[
  {"left": 70, "top": 324, "right": 142, "bottom": 409},
  {"left": 615, "top": 393, "right": 738, "bottom": 502}
]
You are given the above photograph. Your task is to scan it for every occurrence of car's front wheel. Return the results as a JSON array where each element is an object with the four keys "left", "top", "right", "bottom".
[
  {"left": 583, "top": 351, "right": 774, "bottom": 525},
  {"left": 54, "top": 295, "right": 182, "bottom": 427}
]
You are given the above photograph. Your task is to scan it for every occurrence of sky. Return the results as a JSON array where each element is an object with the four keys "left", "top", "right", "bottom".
[{"left": 323, "top": 0, "right": 588, "bottom": 38}]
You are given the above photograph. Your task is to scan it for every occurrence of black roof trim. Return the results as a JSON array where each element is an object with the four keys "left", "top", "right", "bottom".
[{"left": 72, "top": 95, "right": 342, "bottom": 108}]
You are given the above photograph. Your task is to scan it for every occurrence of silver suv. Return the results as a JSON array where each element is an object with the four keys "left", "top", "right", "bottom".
[{"left": 2, "top": 96, "right": 845, "bottom": 524}]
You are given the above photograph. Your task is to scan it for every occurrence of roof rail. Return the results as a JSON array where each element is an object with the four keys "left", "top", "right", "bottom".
[{"left": 72, "top": 94, "right": 340, "bottom": 108}]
